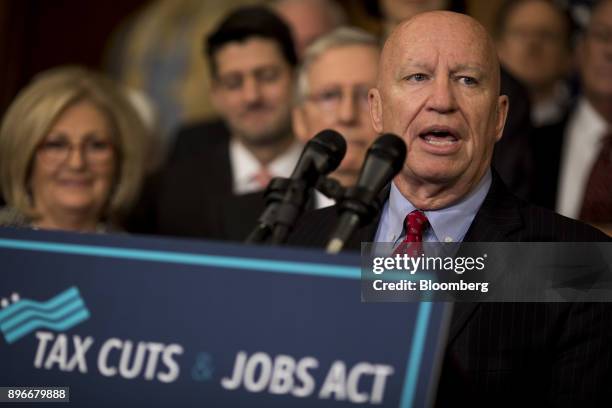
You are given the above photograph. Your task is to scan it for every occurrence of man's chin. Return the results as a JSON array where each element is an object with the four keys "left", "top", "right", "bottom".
[
  {"left": 402, "top": 166, "right": 463, "bottom": 186},
  {"left": 237, "top": 129, "right": 291, "bottom": 147},
  {"left": 232, "top": 118, "right": 292, "bottom": 146}
]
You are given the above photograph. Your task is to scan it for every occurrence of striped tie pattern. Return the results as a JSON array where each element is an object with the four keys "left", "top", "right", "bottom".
[{"left": 394, "top": 210, "right": 429, "bottom": 256}]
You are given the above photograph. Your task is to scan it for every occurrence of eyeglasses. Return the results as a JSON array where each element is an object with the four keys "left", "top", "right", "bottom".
[
  {"left": 306, "top": 85, "right": 371, "bottom": 114},
  {"left": 37, "top": 137, "right": 115, "bottom": 167}
]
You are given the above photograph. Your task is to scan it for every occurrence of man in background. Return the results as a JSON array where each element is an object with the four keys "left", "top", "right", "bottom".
[
  {"left": 496, "top": 0, "right": 575, "bottom": 126},
  {"left": 273, "top": 0, "right": 347, "bottom": 57},
  {"left": 535, "top": 0, "right": 612, "bottom": 235},
  {"left": 292, "top": 27, "right": 380, "bottom": 207},
  {"left": 130, "top": 6, "right": 301, "bottom": 239}
]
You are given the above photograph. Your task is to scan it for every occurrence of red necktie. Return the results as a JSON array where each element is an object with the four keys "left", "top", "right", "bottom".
[
  {"left": 579, "top": 132, "right": 612, "bottom": 223},
  {"left": 394, "top": 210, "right": 429, "bottom": 256},
  {"left": 253, "top": 167, "right": 273, "bottom": 189}
]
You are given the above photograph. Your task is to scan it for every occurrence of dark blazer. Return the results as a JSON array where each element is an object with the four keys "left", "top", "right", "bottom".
[
  {"left": 533, "top": 116, "right": 569, "bottom": 210},
  {"left": 492, "top": 67, "right": 536, "bottom": 202},
  {"left": 126, "top": 120, "right": 265, "bottom": 241},
  {"left": 288, "top": 172, "right": 612, "bottom": 407},
  {"left": 167, "top": 119, "right": 231, "bottom": 166}
]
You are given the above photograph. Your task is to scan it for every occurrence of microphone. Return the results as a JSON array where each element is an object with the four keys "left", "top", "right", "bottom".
[
  {"left": 245, "top": 129, "right": 346, "bottom": 244},
  {"left": 289, "top": 129, "right": 346, "bottom": 184},
  {"left": 325, "top": 133, "right": 407, "bottom": 254}
]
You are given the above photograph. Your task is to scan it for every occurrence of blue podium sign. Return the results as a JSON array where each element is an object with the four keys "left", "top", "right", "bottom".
[{"left": 0, "top": 228, "right": 450, "bottom": 407}]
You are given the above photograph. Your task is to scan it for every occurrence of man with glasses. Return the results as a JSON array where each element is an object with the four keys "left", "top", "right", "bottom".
[
  {"left": 292, "top": 27, "right": 380, "bottom": 207},
  {"left": 496, "top": 0, "right": 575, "bottom": 126},
  {"left": 535, "top": 0, "right": 612, "bottom": 236}
]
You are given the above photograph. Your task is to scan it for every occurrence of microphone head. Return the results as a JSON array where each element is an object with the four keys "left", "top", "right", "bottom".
[
  {"left": 369, "top": 133, "right": 407, "bottom": 174},
  {"left": 290, "top": 129, "right": 347, "bottom": 184},
  {"left": 308, "top": 129, "right": 347, "bottom": 174},
  {"left": 355, "top": 133, "right": 406, "bottom": 192}
]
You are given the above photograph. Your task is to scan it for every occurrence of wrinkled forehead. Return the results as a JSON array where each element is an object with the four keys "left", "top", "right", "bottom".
[{"left": 380, "top": 13, "right": 498, "bottom": 82}]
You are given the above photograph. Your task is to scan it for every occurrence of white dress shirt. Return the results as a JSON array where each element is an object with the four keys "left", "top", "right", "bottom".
[
  {"left": 556, "top": 98, "right": 609, "bottom": 219},
  {"left": 229, "top": 138, "right": 303, "bottom": 195},
  {"left": 314, "top": 190, "right": 335, "bottom": 209}
]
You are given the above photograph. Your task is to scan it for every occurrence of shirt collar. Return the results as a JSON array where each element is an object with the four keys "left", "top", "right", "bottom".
[
  {"left": 376, "top": 169, "right": 492, "bottom": 243},
  {"left": 229, "top": 138, "right": 302, "bottom": 194},
  {"left": 572, "top": 98, "right": 609, "bottom": 143}
]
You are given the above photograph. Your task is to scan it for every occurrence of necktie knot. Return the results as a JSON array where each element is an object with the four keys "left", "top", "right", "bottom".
[
  {"left": 404, "top": 210, "right": 429, "bottom": 242},
  {"left": 253, "top": 167, "right": 273, "bottom": 189},
  {"left": 393, "top": 210, "right": 429, "bottom": 256}
]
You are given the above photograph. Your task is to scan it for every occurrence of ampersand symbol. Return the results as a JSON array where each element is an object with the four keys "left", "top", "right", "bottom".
[{"left": 191, "top": 352, "right": 214, "bottom": 382}]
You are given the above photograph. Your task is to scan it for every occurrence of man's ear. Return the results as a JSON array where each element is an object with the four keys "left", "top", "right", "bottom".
[
  {"left": 369, "top": 88, "right": 383, "bottom": 133},
  {"left": 495, "top": 94, "right": 509, "bottom": 142},
  {"left": 292, "top": 106, "right": 309, "bottom": 143}
]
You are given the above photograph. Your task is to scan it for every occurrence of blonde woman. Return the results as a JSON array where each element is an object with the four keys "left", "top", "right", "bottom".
[{"left": 0, "top": 66, "right": 149, "bottom": 232}]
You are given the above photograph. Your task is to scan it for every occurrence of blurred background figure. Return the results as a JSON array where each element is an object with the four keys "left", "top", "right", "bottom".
[
  {"left": 109, "top": 0, "right": 260, "bottom": 152},
  {"left": 372, "top": 0, "right": 467, "bottom": 38},
  {"left": 292, "top": 27, "right": 379, "bottom": 202},
  {"left": 535, "top": 0, "right": 612, "bottom": 235},
  {"left": 128, "top": 6, "right": 300, "bottom": 240},
  {"left": 0, "top": 66, "right": 150, "bottom": 232},
  {"left": 496, "top": 0, "right": 575, "bottom": 126},
  {"left": 273, "top": 0, "right": 347, "bottom": 57}
]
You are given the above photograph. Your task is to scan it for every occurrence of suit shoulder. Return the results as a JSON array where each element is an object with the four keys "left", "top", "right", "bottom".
[
  {"left": 174, "top": 120, "right": 229, "bottom": 141},
  {"left": 518, "top": 200, "right": 611, "bottom": 242},
  {"left": 169, "top": 120, "right": 230, "bottom": 163}
]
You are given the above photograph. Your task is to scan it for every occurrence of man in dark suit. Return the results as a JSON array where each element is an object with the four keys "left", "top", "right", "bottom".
[
  {"left": 289, "top": 10, "right": 611, "bottom": 406},
  {"left": 534, "top": 0, "right": 612, "bottom": 236},
  {"left": 128, "top": 7, "right": 303, "bottom": 240}
]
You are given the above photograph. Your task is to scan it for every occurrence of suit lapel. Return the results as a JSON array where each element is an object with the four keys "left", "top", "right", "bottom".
[
  {"left": 329, "top": 175, "right": 526, "bottom": 344},
  {"left": 447, "top": 172, "right": 525, "bottom": 344},
  {"left": 463, "top": 172, "right": 524, "bottom": 242}
]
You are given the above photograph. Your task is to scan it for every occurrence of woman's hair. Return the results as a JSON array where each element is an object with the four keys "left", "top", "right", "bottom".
[{"left": 0, "top": 66, "right": 150, "bottom": 224}]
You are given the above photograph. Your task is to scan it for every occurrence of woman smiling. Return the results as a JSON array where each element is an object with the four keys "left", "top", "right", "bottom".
[{"left": 0, "top": 66, "right": 149, "bottom": 232}]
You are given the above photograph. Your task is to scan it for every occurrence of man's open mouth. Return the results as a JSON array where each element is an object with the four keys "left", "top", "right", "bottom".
[{"left": 419, "top": 126, "right": 460, "bottom": 146}]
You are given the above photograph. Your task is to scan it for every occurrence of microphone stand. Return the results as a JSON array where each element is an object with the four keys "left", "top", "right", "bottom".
[
  {"left": 269, "top": 179, "right": 310, "bottom": 244},
  {"left": 245, "top": 176, "right": 346, "bottom": 245},
  {"left": 244, "top": 178, "right": 290, "bottom": 244}
]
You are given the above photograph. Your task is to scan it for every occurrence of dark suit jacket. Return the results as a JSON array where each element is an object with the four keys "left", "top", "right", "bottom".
[
  {"left": 492, "top": 67, "right": 536, "bottom": 202},
  {"left": 288, "top": 173, "right": 612, "bottom": 407},
  {"left": 126, "top": 120, "right": 265, "bottom": 241},
  {"left": 533, "top": 116, "right": 569, "bottom": 210}
]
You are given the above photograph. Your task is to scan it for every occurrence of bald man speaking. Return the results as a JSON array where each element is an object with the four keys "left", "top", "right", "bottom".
[{"left": 289, "top": 11, "right": 611, "bottom": 406}]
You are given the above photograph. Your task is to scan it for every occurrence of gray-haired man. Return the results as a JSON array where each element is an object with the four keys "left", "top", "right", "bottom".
[{"left": 292, "top": 27, "right": 380, "bottom": 200}]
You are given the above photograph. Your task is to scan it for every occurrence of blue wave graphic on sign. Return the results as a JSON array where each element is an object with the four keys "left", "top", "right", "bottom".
[{"left": 0, "top": 286, "right": 90, "bottom": 344}]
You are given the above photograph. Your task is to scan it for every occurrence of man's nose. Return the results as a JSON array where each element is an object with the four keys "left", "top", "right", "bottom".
[
  {"left": 242, "top": 76, "right": 262, "bottom": 103},
  {"left": 337, "top": 91, "right": 359, "bottom": 125},
  {"left": 426, "top": 76, "right": 457, "bottom": 114}
]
